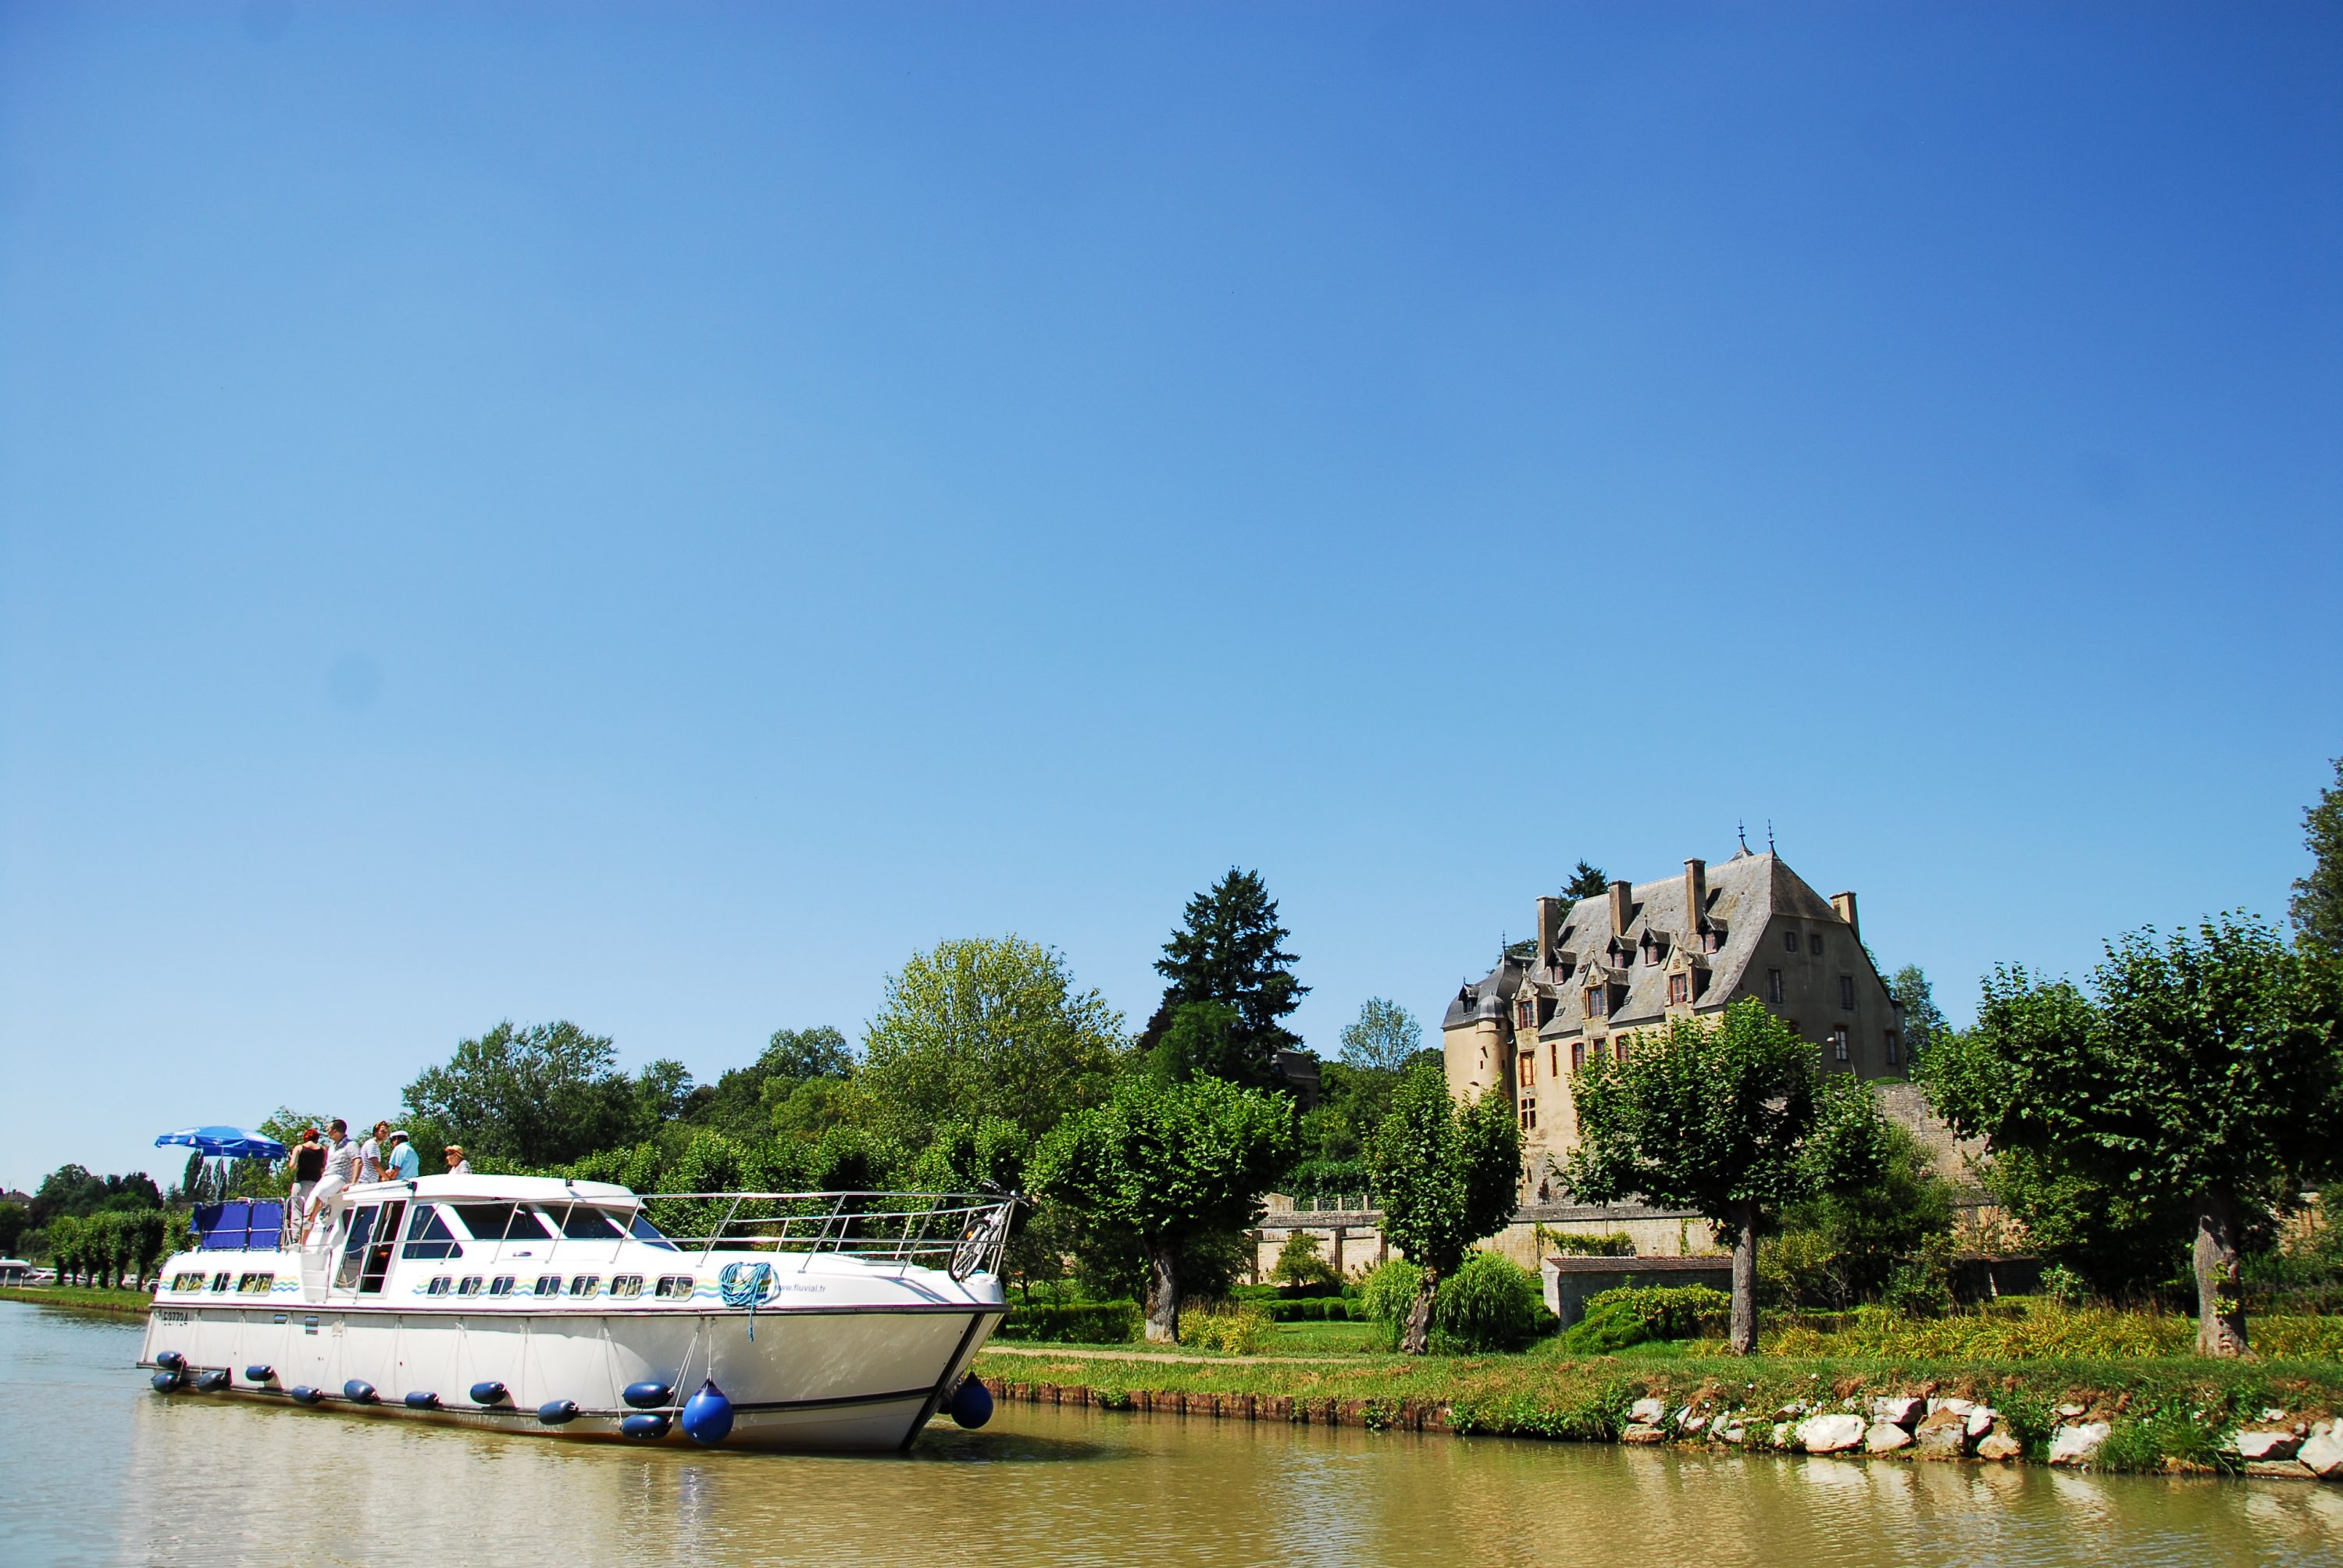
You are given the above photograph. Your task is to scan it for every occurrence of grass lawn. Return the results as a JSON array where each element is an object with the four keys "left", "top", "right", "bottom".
[{"left": 0, "top": 1284, "right": 154, "bottom": 1315}]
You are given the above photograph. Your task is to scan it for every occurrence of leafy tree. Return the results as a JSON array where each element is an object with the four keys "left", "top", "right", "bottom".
[
  {"left": 1921, "top": 918, "right": 2340, "bottom": 1356},
  {"left": 0, "top": 1202, "right": 26, "bottom": 1257},
  {"left": 684, "top": 1026, "right": 856, "bottom": 1141},
  {"left": 1772, "top": 1120, "right": 1956, "bottom": 1303},
  {"left": 1564, "top": 861, "right": 1611, "bottom": 900},
  {"left": 2296, "top": 755, "right": 2343, "bottom": 957},
  {"left": 1339, "top": 998, "right": 1423, "bottom": 1073},
  {"left": 402, "top": 1019, "right": 652, "bottom": 1169},
  {"left": 1031, "top": 1074, "right": 1294, "bottom": 1342},
  {"left": 1141, "top": 870, "right": 1307, "bottom": 1091},
  {"left": 1567, "top": 998, "right": 1888, "bottom": 1354},
  {"left": 858, "top": 936, "right": 1123, "bottom": 1150},
  {"left": 1268, "top": 1231, "right": 1343, "bottom": 1293},
  {"left": 1365, "top": 1057, "right": 1520, "bottom": 1354},
  {"left": 1971, "top": 1139, "right": 2191, "bottom": 1298},
  {"left": 1888, "top": 964, "right": 1950, "bottom": 1061},
  {"left": 27, "top": 1166, "right": 161, "bottom": 1228},
  {"left": 45, "top": 1215, "right": 85, "bottom": 1282}
]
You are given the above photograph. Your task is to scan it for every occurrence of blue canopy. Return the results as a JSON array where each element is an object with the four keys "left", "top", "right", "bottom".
[{"left": 155, "top": 1126, "right": 287, "bottom": 1160}]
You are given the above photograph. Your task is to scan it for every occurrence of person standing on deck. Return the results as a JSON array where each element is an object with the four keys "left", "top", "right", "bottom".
[
  {"left": 286, "top": 1128, "right": 326, "bottom": 1248},
  {"left": 305, "top": 1119, "right": 357, "bottom": 1244},
  {"left": 386, "top": 1130, "right": 419, "bottom": 1182},
  {"left": 443, "top": 1146, "right": 470, "bottom": 1175},
  {"left": 357, "top": 1121, "right": 389, "bottom": 1185}
]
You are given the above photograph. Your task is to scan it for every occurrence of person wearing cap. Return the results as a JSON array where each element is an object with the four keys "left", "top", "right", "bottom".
[
  {"left": 287, "top": 1128, "right": 326, "bottom": 1248},
  {"left": 443, "top": 1145, "right": 471, "bottom": 1176},
  {"left": 386, "top": 1129, "right": 421, "bottom": 1181}
]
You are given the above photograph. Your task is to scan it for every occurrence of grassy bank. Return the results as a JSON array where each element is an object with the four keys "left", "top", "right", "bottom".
[
  {"left": 972, "top": 1335, "right": 2343, "bottom": 1475},
  {"left": 0, "top": 1285, "right": 154, "bottom": 1316}
]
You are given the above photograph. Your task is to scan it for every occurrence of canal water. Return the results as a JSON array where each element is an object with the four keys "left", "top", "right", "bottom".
[{"left": 5, "top": 1303, "right": 2341, "bottom": 1566}]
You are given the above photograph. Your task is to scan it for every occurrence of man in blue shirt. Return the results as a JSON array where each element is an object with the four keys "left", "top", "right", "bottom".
[{"left": 386, "top": 1130, "right": 421, "bottom": 1181}]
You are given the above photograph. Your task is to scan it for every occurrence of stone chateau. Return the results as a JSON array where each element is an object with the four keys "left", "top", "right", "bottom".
[{"left": 1443, "top": 849, "right": 1905, "bottom": 1199}]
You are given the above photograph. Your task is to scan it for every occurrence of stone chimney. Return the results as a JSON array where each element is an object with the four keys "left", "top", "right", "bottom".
[
  {"left": 1535, "top": 896, "right": 1560, "bottom": 970},
  {"left": 1684, "top": 858, "right": 1707, "bottom": 933},
  {"left": 1608, "top": 879, "right": 1633, "bottom": 939},
  {"left": 1831, "top": 891, "right": 1859, "bottom": 940}
]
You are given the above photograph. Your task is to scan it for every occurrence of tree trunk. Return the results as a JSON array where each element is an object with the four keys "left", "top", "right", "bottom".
[
  {"left": 1727, "top": 1203, "right": 1758, "bottom": 1356},
  {"left": 1144, "top": 1244, "right": 1182, "bottom": 1345},
  {"left": 1401, "top": 1267, "right": 1439, "bottom": 1356},
  {"left": 2193, "top": 1188, "right": 2250, "bottom": 1359}
]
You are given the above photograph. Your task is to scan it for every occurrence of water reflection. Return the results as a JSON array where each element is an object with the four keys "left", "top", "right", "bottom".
[{"left": 3, "top": 1305, "right": 2339, "bottom": 1567}]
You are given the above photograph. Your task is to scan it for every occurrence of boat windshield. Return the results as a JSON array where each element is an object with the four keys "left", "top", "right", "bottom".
[
  {"left": 450, "top": 1203, "right": 555, "bottom": 1246},
  {"left": 629, "top": 1213, "right": 677, "bottom": 1252}
]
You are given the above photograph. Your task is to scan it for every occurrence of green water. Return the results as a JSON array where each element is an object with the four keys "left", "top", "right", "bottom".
[{"left": 4, "top": 1302, "right": 2338, "bottom": 1566}]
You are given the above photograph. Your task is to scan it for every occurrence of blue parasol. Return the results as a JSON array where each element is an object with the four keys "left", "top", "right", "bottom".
[{"left": 155, "top": 1126, "right": 288, "bottom": 1160}]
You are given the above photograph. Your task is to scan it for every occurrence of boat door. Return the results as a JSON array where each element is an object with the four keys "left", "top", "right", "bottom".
[{"left": 331, "top": 1200, "right": 408, "bottom": 1296}]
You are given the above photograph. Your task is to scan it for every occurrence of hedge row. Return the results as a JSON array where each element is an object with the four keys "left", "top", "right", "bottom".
[{"left": 996, "top": 1300, "right": 1143, "bottom": 1344}]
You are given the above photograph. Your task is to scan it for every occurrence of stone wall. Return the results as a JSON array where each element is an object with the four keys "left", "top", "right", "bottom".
[{"left": 1251, "top": 1200, "right": 1719, "bottom": 1281}]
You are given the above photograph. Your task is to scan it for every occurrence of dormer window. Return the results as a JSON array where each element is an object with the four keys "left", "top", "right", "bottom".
[
  {"left": 1667, "top": 972, "right": 1691, "bottom": 1006},
  {"left": 1703, "top": 928, "right": 1723, "bottom": 954},
  {"left": 1585, "top": 985, "right": 1608, "bottom": 1018}
]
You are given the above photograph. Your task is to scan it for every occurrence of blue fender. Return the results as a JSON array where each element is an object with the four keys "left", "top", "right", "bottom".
[
  {"left": 155, "top": 1351, "right": 184, "bottom": 1370},
  {"left": 194, "top": 1370, "right": 231, "bottom": 1392},
  {"left": 469, "top": 1381, "right": 508, "bottom": 1406},
  {"left": 244, "top": 1366, "right": 276, "bottom": 1384},
  {"left": 621, "top": 1412, "right": 671, "bottom": 1440},
  {"left": 537, "top": 1399, "right": 580, "bottom": 1425},
  {"left": 679, "top": 1380, "right": 733, "bottom": 1445},
  {"left": 290, "top": 1386, "right": 324, "bottom": 1405},
  {"left": 151, "top": 1370, "right": 182, "bottom": 1393},
  {"left": 947, "top": 1377, "right": 994, "bottom": 1430},
  {"left": 622, "top": 1381, "right": 672, "bottom": 1409},
  {"left": 405, "top": 1391, "right": 440, "bottom": 1409}
]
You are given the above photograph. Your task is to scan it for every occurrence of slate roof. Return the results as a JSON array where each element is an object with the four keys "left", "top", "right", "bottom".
[{"left": 1443, "top": 851, "right": 1843, "bottom": 1038}]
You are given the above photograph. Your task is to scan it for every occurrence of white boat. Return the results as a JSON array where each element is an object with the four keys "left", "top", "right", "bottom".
[{"left": 137, "top": 1176, "right": 1012, "bottom": 1451}]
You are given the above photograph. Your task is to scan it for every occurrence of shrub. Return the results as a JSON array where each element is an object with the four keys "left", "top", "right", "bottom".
[
  {"left": 994, "top": 1300, "right": 1141, "bottom": 1344},
  {"left": 1432, "top": 1251, "right": 1547, "bottom": 1353},
  {"left": 1359, "top": 1258, "right": 1425, "bottom": 1350},
  {"left": 1543, "top": 1230, "right": 1635, "bottom": 1257},
  {"left": 1757, "top": 1228, "right": 1849, "bottom": 1310},
  {"left": 1560, "top": 1285, "right": 1732, "bottom": 1354},
  {"left": 1180, "top": 1300, "right": 1274, "bottom": 1354},
  {"left": 1268, "top": 1232, "right": 1344, "bottom": 1295},
  {"left": 1882, "top": 1257, "right": 1952, "bottom": 1318},
  {"left": 2040, "top": 1263, "right": 2089, "bottom": 1306}
]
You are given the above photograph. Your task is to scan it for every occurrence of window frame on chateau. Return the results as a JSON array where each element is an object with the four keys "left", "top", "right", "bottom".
[
  {"left": 1614, "top": 1037, "right": 1630, "bottom": 1064},
  {"left": 1885, "top": 1031, "right": 1902, "bottom": 1067},
  {"left": 1767, "top": 968, "right": 1785, "bottom": 1005},
  {"left": 1571, "top": 1039, "right": 1586, "bottom": 1071},
  {"left": 1667, "top": 972, "right": 1690, "bottom": 1006},
  {"left": 1839, "top": 974, "right": 1856, "bottom": 1010},
  {"left": 1831, "top": 1025, "right": 1850, "bottom": 1062},
  {"left": 1585, "top": 985, "right": 1607, "bottom": 1018},
  {"left": 1810, "top": 933, "right": 1824, "bottom": 957},
  {"left": 1784, "top": 929, "right": 1799, "bottom": 953}
]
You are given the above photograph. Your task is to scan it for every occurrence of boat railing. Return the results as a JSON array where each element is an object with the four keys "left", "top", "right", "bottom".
[{"left": 637, "top": 1191, "right": 1018, "bottom": 1279}]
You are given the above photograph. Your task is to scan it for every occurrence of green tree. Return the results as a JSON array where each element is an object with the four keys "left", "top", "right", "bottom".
[
  {"left": 1567, "top": 998, "right": 1888, "bottom": 1354},
  {"left": 1775, "top": 1119, "right": 1956, "bottom": 1301},
  {"left": 1564, "top": 861, "right": 1611, "bottom": 900},
  {"left": 27, "top": 1165, "right": 162, "bottom": 1229},
  {"left": 1030, "top": 1074, "right": 1294, "bottom": 1343},
  {"left": 0, "top": 1202, "right": 26, "bottom": 1258},
  {"left": 1922, "top": 918, "right": 2340, "bottom": 1356},
  {"left": 45, "top": 1216, "right": 84, "bottom": 1282},
  {"left": 2296, "top": 755, "right": 2343, "bottom": 957},
  {"left": 1142, "top": 870, "right": 1307, "bottom": 1091},
  {"left": 1365, "top": 1057, "right": 1521, "bottom": 1354},
  {"left": 401, "top": 1019, "right": 651, "bottom": 1169},
  {"left": 858, "top": 936, "right": 1124, "bottom": 1151},
  {"left": 685, "top": 1026, "right": 855, "bottom": 1141},
  {"left": 1888, "top": 964, "right": 1950, "bottom": 1060},
  {"left": 1338, "top": 998, "right": 1422, "bottom": 1073}
]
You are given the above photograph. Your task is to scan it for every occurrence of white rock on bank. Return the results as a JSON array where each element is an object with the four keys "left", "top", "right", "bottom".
[
  {"left": 1928, "top": 1397, "right": 1975, "bottom": 1419},
  {"left": 2238, "top": 1430, "right": 2305, "bottom": 1462},
  {"left": 1864, "top": 1421, "right": 1913, "bottom": 1453},
  {"left": 1870, "top": 1397, "right": 1924, "bottom": 1430},
  {"left": 1965, "top": 1407, "right": 1999, "bottom": 1440},
  {"left": 2049, "top": 1422, "right": 2111, "bottom": 1466},
  {"left": 1797, "top": 1413, "right": 1869, "bottom": 1455},
  {"left": 1977, "top": 1432, "right": 2023, "bottom": 1462},
  {"left": 1629, "top": 1398, "right": 1666, "bottom": 1426},
  {"left": 2298, "top": 1431, "right": 2343, "bottom": 1479}
]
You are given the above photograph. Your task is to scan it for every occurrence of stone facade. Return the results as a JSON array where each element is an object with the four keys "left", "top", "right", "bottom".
[{"left": 1443, "top": 850, "right": 1906, "bottom": 1199}]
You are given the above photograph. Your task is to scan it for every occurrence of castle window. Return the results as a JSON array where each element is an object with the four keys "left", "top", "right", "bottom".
[
  {"left": 1785, "top": 930, "right": 1799, "bottom": 953},
  {"left": 1839, "top": 975, "right": 1856, "bottom": 1010},
  {"left": 1810, "top": 933, "right": 1824, "bottom": 957},
  {"left": 1767, "top": 968, "right": 1785, "bottom": 1004},
  {"left": 1548, "top": 1042, "right": 1558, "bottom": 1077},
  {"left": 1519, "top": 1099, "right": 1536, "bottom": 1131},
  {"left": 1831, "top": 1026, "right": 1850, "bottom": 1062},
  {"left": 1885, "top": 1031, "right": 1902, "bottom": 1067},
  {"left": 1518, "top": 1050, "right": 1535, "bottom": 1083},
  {"left": 1615, "top": 1037, "right": 1631, "bottom": 1064},
  {"left": 1668, "top": 973, "right": 1690, "bottom": 1006},
  {"left": 1585, "top": 986, "right": 1607, "bottom": 1018},
  {"left": 1703, "top": 928, "right": 1721, "bottom": 954},
  {"left": 1517, "top": 999, "right": 1535, "bottom": 1030}
]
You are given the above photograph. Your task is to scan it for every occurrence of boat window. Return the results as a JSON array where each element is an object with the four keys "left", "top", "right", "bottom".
[
  {"left": 554, "top": 1206, "right": 628, "bottom": 1241},
  {"left": 237, "top": 1272, "right": 274, "bottom": 1294},
  {"left": 611, "top": 1275, "right": 644, "bottom": 1298},
  {"left": 173, "top": 1271, "right": 205, "bottom": 1291},
  {"left": 456, "top": 1276, "right": 483, "bottom": 1296},
  {"left": 487, "top": 1277, "right": 515, "bottom": 1297},
  {"left": 210, "top": 1272, "right": 233, "bottom": 1292},
  {"left": 569, "top": 1274, "right": 601, "bottom": 1297},
  {"left": 451, "top": 1204, "right": 554, "bottom": 1246},
  {"left": 401, "top": 1206, "right": 465, "bottom": 1261},
  {"left": 533, "top": 1275, "right": 562, "bottom": 1296},
  {"left": 358, "top": 1201, "right": 406, "bottom": 1295},
  {"left": 628, "top": 1213, "right": 678, "bottom": 1252},
  {"left": 334, "top": 1207, "right": 380, "bottom": 1291},
  {"left": 426, "top": 1277, "right": 452, "bottom": 1296},
  {"left": 655, "top": 1275, "right": 694, "bottom": 1299}
]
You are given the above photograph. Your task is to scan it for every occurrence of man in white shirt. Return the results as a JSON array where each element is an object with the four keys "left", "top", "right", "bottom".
[
  {"left": 304, "top": 1119, "right": 358, "bottom": 1245},
  {"left": 357, "top": 1121, "right": 389, "bottom": 1185}
]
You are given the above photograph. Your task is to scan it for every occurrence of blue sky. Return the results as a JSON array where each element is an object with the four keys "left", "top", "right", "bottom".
[{"left": 2, "top": 2, "right": 2337, "bottom": 1190}]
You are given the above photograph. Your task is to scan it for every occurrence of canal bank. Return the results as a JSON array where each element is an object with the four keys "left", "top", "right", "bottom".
[{"left": 972, "top": 1343, "right": 2343, "bottom": 1481}]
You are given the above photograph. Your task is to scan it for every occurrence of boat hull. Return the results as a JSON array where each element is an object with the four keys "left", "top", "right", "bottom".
[{"left": 139, "top": 1300, "right": 1001, "bottom": 1452}]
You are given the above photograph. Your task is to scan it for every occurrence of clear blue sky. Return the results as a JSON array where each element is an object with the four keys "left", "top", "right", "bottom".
[{"left": 2, "top": 2, "right": 2338, "bottom": 1191}]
